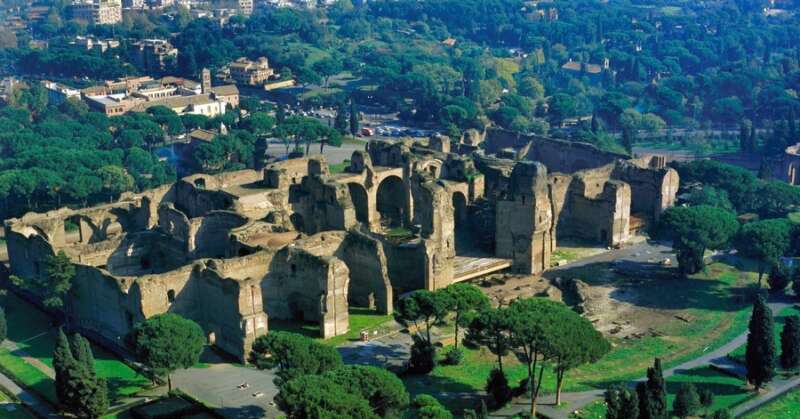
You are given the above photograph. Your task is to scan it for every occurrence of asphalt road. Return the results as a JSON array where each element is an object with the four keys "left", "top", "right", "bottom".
[{"left": 173, "top": 364, "right": 282, "bottom": 419}]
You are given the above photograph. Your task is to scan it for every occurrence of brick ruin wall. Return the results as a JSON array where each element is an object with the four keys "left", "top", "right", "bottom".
[{"left": 3, "top": 133, "right": 679, "bottom": 361}]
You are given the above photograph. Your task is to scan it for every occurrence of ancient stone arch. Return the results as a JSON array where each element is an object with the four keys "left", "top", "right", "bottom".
[{"left": 376, "top": 175, "right": 405, "bottom": 227}]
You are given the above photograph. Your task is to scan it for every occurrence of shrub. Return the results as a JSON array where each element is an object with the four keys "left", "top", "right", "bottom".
[
  {"left": 442, "top": 347, "right": 464, "bottom": 365},
  {"left": 768, "top": 263, "right": 792, "bottom": 293},
  {"left": 485, "top": 368, "right": 512, "bottom": 409},
  {"left": 408, "top": 336, "right": 436, "bottom": 374}
]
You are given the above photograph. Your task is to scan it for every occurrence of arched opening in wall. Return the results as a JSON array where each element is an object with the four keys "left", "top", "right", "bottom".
[
  {"left": 167, "top": 289, "right": 176, "bottom": 303},
  {"left": 452, "top": 192, "right": 471, "bottom": 254},
  {"left": 194, "top": 178, "right": 206, "bottom": 189},
  {"left": 63, "top": 215, "right": 82, "bottom": 244},
  {"left": 287, "top": 293, "right": 305, "bottom": 321},
  {"left": 376, "top": 175, "right": 405, "bottom": 228},
  {"left": 348, "top": 183, "right": 369, "bottom": 224},
  {"left": 290, "top": 213, "right": 304, "bottom": 231}
]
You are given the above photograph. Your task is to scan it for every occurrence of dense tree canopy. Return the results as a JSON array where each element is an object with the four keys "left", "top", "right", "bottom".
[
  {"left": 249, "top": 331, "right": 343, "bottom": 385},
  {"left": 0, "top": 95, "right": 175, "bottom": 220},
  {"left": 132, "top": 313, "right": 205, "bottom": 390},
  {"left": 657, "top": 205, "right": 739, "bottom": 274}
]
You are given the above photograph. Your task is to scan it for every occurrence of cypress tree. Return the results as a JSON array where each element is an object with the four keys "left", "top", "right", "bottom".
[
  {"left": 71, "top": 333, "right": 95, "bottom": 371},
  {"left": 673, "top": 383, "right": 700, "bottom": 419},
  {"left": 646, "top": 358, "right": 667, "bottom": 419},
  {"left": 746, "top": 295, "right": 776, "bottom": 389},
  {"left": 780, "top": 315, "right": 800, "bottom": 370},
  {"left": 740, "top": 119, "right": 751, "bottom": 153},
  {"left": 699, "top": 388, "right": 714, "bottom": 415},
  {"left": 636, "top": 381, "right": 654, "bottom": 419},
  {"left": 350, "top": 99, "right": 361, "bottom": 135},
  {"left": 334, "top": 105, "right": 348, "bottom": 134},
  {"left": 54, "top": 329, "right": 108, "bottom": 417},
  {"left": 605, "top": 384, "right": 638, "bottom": 419},
  {"left": 768, "top": 263, "right": 791, "bottom": 293},
  {"left": 54, "top": 328, "right": 77, "bottom": 411},
  {"left": 0, "top": 306, "right": 6, "bottom": 344},
  {"left": 622, "top": 126, "right": 633, "bottom": 154},
  {"left": 276, "top": 105, "right": 286, "bottom": 124},
  {"left": 620, "top": 384, "right": 639, "bottom": 419},
  {"left": 349, "top": 100, "right": 360, "bottom": 136},
  {"left": 605, "top": 386, "right": 622, "bottom": 419},
  {"left": 70, "top": 372, "right": 109, "bottom": 418},
  {"left": 591, "top": 111, "right": 599, "bottom": 133}
]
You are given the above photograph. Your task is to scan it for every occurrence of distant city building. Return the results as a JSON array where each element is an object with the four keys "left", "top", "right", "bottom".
[
  {"left": 147, "top": 0, "right": 175, "bottom": 9},
  {"left": 0, "top": 77, "right": 20, "bottom": 105},
  {"left": 228, "top": 57, "right": 274, "bottom": 86},
  {"left": 72, "top": 73, "right": 237, "bottom": 117},
  {"left": 122, "top": 0, "right": 145, "bottom": 8},
  {"left": 237, "top": 0, "right": 254, "bottom": 14},
  {"left": 43, "top": 81, "right": 82, "bottom": 106},
  {"left": 25, "top": 6, "right": 51, "bottom": 22},
  {"left": 70, "top": 35, "right": 120, "bottom": 52},
  {"left": 131, "top": 39, "right": 179, "bottom": 72},
  {"left": 561, "top": 58, "right": 610, "bottom": 76},
  {"left": 69, "top": 0, "right": 123, "bottom": 25}
]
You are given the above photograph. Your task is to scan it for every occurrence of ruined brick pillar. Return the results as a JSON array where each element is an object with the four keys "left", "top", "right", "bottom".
[{"left": 495, "top": 161, "right": 552, "bottom": 274}]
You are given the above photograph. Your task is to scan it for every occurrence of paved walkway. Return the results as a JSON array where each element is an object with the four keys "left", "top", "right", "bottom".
[
  {"left": 0, "top": 370, "right": 59, "bottom": 418},
  {"left": 733, "top": 374, "right": 800, "bottom": 416}
]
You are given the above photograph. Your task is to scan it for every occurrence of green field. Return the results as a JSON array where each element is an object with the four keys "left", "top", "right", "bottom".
[
  {"left": 0, "top": 293, "right": 150, "bottom": 403},
  {"left": 404, "top": 260, "right": 756, "bottom": 412},
  {"left": 743, "top": 387, "right": 800, "bottom": 418}
]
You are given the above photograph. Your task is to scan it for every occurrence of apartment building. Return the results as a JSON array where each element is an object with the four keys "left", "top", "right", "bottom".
[{"left": 69, "top": 0, "right": 123, "bottom": 25}]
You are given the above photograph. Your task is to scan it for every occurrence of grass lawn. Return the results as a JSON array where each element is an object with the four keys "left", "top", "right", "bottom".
[
  {"left": 728, "top": 305, "right": 800, "bottom": 365},
  {"left": 1, "top": 293, "right": 150, "bottom": 401},
  {"left": 269, "top": 307, "right": 395, "bottom": 347},
  {"left": 329, "top": 159, "right": 350, "bottom": 174},
  {"left": 743, "top": 387, "right": 800, "bottom": 418},
  {"left": 570, "top": 399, "right": 606, "bottom": 418},
  {"left": 0, "top": 348, "right": 57, "bottom": 404},
  {"left": 788, "top": 212, "right": 800, "bottom": 224},
  {"left": 0, "top": 391, "right": 36, "bottom": 419},
  {"left": 404, "top": 260, "right": 756, "bottom": 413}
]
